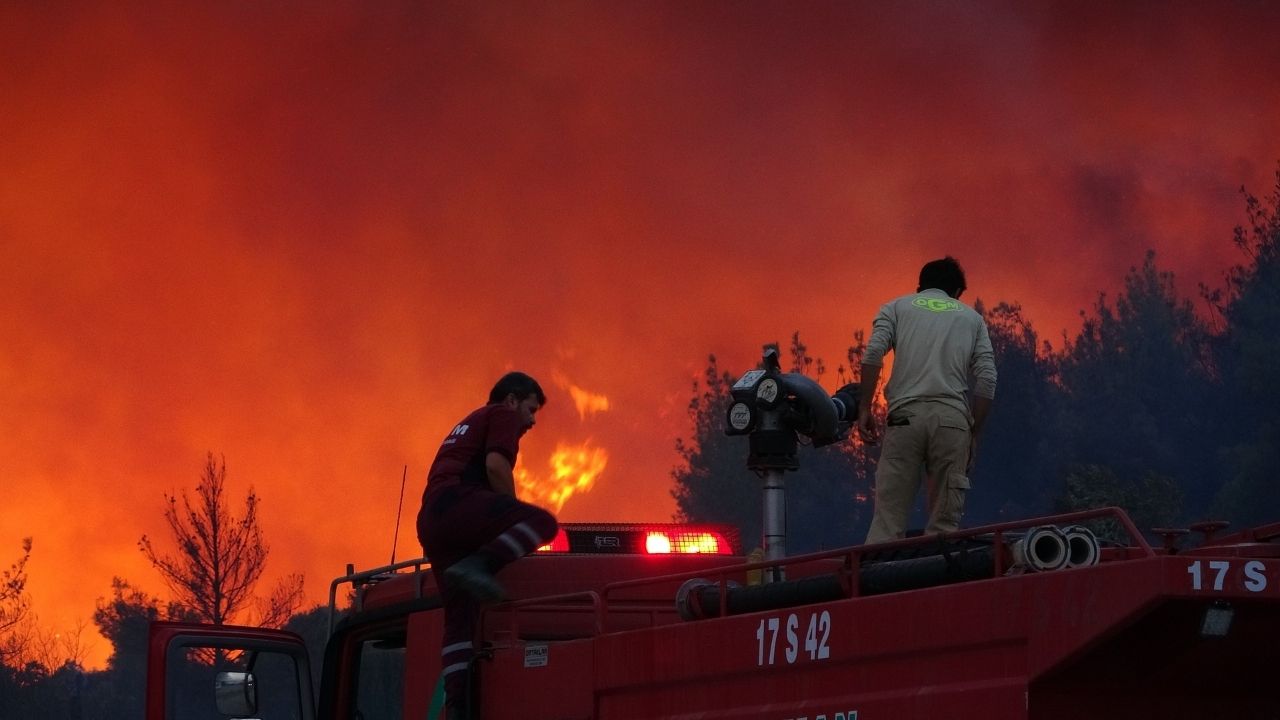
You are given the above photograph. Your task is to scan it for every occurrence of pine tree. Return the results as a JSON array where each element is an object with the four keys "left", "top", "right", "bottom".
[
  {"left": 1212, "top": 169, "right": 1280, "bottom": 524},
  {"left": 139, "top": 453, "right": 303, "bottom": 628}
]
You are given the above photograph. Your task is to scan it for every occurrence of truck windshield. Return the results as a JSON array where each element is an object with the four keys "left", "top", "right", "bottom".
[{"left": 166, "top": 645, "right": 306, "bottom": 720}]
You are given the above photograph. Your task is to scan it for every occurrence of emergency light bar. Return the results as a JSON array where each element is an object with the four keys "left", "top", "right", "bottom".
[{"left": 537, "top": 523, "right": 738, "bottom": 555}]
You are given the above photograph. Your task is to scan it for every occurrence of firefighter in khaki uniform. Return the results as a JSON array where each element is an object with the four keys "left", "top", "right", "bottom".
[{"left": 857, "top": 257, "right": 997, "bottom": 544}]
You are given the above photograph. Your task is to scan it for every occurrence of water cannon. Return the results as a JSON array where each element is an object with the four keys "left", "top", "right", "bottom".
[
  {"left": 725, "top": 348, "right": 861, "bottom": 581},
  {"left": 725, "top": 348, "right": 859, "bottom": 459}
]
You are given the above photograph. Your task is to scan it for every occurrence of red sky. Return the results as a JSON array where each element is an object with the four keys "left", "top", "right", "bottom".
[{"left": 2, "top": 1, "right": 1278, "bottom": 668}]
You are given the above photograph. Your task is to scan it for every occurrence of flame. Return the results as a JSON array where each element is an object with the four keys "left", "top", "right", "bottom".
[
  {"left": 515, "top": 440, "right": 609, "bottom": 514},
  {"left": 514, "top": 373, "right": 611, "bottom": 513},
  {"left": 569, "top": 386, "right": 610, "bottom": 419},
  {"left": 552, "top": 372, "right": 610, "bottom": 420}
]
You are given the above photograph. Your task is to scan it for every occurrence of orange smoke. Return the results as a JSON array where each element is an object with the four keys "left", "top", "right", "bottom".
[{"left": 2, "top": 0, "right": 1280, "bottom": 674}]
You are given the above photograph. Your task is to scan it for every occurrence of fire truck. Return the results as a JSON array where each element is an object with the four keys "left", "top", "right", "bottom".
[{"left": 146, "top": 353, "right": 1280, "bottom": 719}]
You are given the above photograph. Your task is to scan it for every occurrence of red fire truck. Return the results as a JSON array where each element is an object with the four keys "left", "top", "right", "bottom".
[
  {"left": 146, "top": 510, "right": 1280, "bottom": 719},
  {"left": 145, "top": 356, "right": 1280, "bottom": 718}
]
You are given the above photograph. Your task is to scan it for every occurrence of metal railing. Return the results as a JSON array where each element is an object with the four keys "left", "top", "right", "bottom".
[
  {"left": 331, "top": 507, "right": 1157, "bottom": 640},
  {"left": 326, "top": 556, "right": 431, "bottom": 636}
]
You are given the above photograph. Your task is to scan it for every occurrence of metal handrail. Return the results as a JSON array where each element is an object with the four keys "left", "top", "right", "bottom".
[
  {"left": 326, "top": 508, "right": 1153, "bottom": 640},
  {"left": 327, "top": 556, "right": 431, "bottom": 636},
  {"left": 598, "top": 506, "right": 1152, "bottom": 625}
]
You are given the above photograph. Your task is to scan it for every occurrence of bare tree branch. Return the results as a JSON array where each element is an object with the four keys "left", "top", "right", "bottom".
[
  {"left": 255, "top": 573, "right": 306, "bottom": 629},
  {"left": 0, "top": 537, "right": 33, "bottom": 666},
  {"left": 139, "top": 453, "right": 295, "bottom": 628}
]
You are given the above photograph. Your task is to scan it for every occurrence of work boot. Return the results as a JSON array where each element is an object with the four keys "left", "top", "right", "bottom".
[{"left": 444, "top": 554, "right": 506, "bottom": 603}]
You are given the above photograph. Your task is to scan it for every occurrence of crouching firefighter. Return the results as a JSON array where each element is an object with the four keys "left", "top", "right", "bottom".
[{"left": 416, "top": 372, "right": 560, "bottom": 720}]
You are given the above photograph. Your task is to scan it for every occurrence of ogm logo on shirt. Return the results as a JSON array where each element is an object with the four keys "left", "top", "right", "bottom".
[
  {"left": 443, "top": 423, "right": 470, "bottom": 446},
  {"left": 913, "top": 297, "right": 960, "bottom": 313}
]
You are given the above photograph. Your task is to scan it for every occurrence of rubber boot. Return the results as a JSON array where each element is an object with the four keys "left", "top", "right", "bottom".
[{"left": 443, "top": 553, "right": 506, "bottom": 603}]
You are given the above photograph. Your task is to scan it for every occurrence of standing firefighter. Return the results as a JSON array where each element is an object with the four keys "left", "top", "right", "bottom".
[
  {"left": 417, "top": 372, "right": 559, "bottom": 720},
  {"left": 858, "top": 257, "right": 997, "bottom": 544}
]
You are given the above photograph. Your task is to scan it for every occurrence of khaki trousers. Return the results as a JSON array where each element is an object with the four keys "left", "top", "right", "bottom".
[{"left": 865, "top": 401, "right": 972, "bottom": 544}]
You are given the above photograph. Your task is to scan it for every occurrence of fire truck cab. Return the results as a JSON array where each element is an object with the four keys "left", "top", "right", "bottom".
[{"left": 146, "top": 510, "right": 1280, "bottom": 720}]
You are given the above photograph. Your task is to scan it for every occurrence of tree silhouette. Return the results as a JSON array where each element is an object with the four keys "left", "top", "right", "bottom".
[
  {"left": 1054, "top": 252, "right": 1223, "bottom": 523},
  {"left": 139, "top": 453, "right": 303, "bottom": 629},
  {"left": 87, "top": 578, "right": 188, "bottom": 719},
  {"left": 0, "top": 538, "right": 32, "bottom": 666},
  {"left": 1055, "top": 464, "right": 1183, "bottom": 542},
  {"left": 968, "top": 301, "right": 1061, "bottom": 521},
  {"left": 1212, "top": 168, "right": 1280, "bottom": 524},
  {"left": 671, "top": 354, "right": 758, "bottom": 540}
]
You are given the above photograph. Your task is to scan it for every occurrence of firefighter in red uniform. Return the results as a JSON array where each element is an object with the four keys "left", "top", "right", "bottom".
[{"left": 417, "top": 371, "right": 559, "bottom": 720}]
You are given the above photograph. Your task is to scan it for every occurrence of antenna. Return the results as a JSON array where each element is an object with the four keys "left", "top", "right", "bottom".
[{"left": 390, "top": 465, "right": 407, "bottom": 565}]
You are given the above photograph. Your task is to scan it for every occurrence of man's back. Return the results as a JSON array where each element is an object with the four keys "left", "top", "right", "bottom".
[
  {"left": 426, "top": 404, "right": 525, "bottom": 491},
  {"left": 865, "top": 288, "right": 996, "bottom": 418},
  {"left": 858, "top": 256, "right": 998, "bottom": 543}
]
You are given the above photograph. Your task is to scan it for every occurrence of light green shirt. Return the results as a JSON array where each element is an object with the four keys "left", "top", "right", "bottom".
[{"left": 863, "top": 288, "right": 997, "bottom": 419}]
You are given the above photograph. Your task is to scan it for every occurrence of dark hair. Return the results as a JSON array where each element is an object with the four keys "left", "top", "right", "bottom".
[
  {"left": 488, "top": 371, "right": 547, "bottom": 406},
  {"left": 917, "top": 256, "right": 967, "bottom": 298}
]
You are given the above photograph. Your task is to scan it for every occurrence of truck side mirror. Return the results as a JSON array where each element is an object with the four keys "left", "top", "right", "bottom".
[{"left": 214, "top": 671, "right": 258, "bottom": 717}]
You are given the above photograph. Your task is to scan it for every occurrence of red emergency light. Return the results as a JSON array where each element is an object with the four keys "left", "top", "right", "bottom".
[
  {"left": 536, "top": 523, "right": 737, "bottom": 555},
  {"left": 644, "top": 530, "right": 727, "bottom": 554},
  {"left": 538, "top": 528, "right": 571, "bottom": 553}
]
